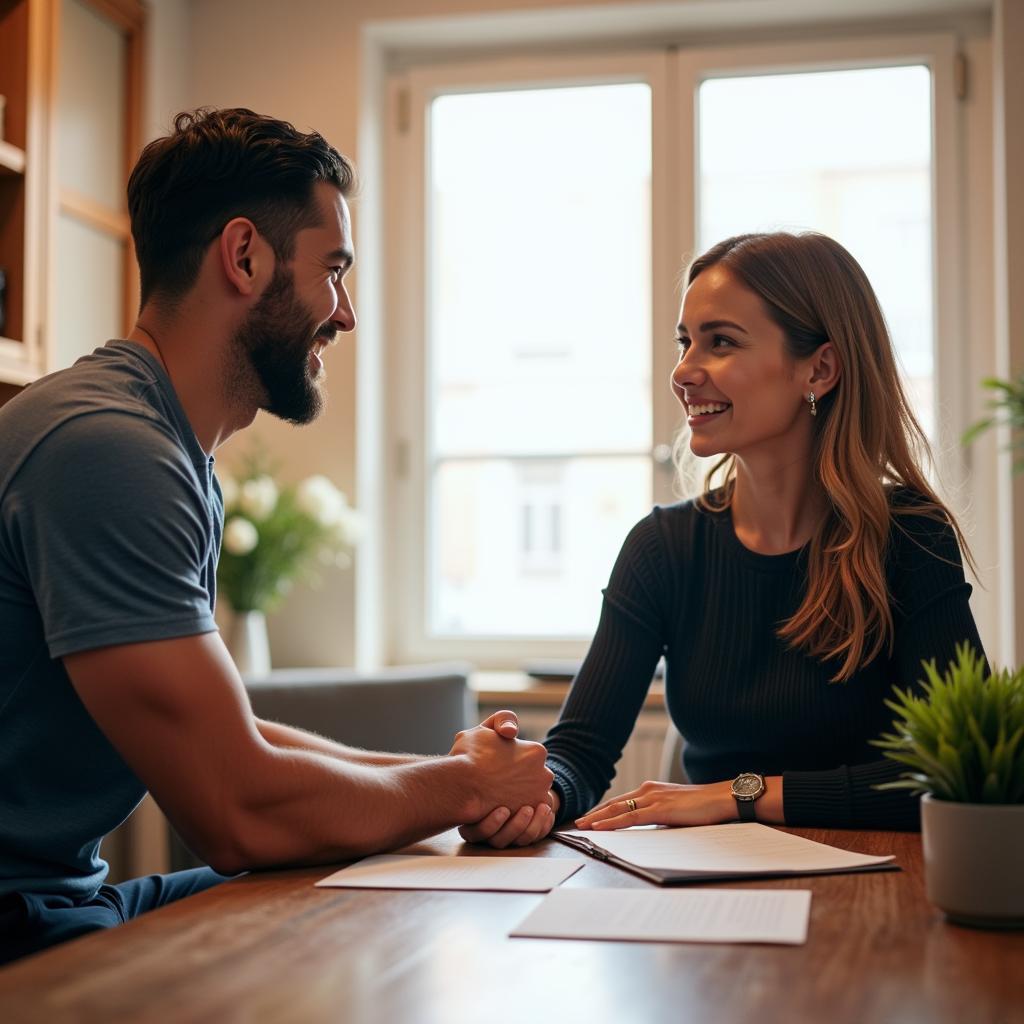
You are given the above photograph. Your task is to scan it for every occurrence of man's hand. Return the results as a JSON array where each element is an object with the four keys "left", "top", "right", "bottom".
[
  {"left": 457, "top": 710, "right": 558, "bottom": 847},
  {"left": 459, "top": 789, "right": 559, "bottom": 848},
  {"left": 479, "top": 708, "right": 521, "bottom": 740},
  {"left": 448, "top": 712, "right": 553, "bottom": 823}
]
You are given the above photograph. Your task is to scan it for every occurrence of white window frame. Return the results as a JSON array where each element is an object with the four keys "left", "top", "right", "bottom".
[
  {"left": 385, "top": 51, "right": 675, "bottom": 667},
  {"left": 382, "top": 32, "right": 995, "bottom": 667}
]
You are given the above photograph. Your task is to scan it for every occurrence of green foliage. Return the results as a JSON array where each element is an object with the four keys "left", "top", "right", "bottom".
[
  {"left": 873, "top": 643, "right": 1024, "bottom": 804},
  {"left": 962, "top": 373, "right": 1024, "bottom": 473},
  {"left": 216, "top": 452, "right": 360, "bottom": 613}
]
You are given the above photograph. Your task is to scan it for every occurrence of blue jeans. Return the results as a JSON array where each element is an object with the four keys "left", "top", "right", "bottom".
[{"left": 0, "top": 867, "right": 231, "bottom": 965}]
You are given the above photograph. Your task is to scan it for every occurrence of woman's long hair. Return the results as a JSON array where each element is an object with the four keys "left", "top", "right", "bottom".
[{"left": 684, "top": 232, "right": 971, "bottom": 682}]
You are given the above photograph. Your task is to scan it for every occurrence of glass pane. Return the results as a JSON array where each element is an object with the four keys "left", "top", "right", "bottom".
[
  {"left": 698, "top": 66, "right": 934, "bottom": 438},
  {"left": 428, "top": 84, "right": 653, "bottom": 638},
  {"left": 58, "top": 0, "right": 126, "bottom": 208},
  {"left": 53, "top": 213, "right": 123, "bottom": 369},
  {"left": 431, "top": 456, "right": 651, "bottom": 637}
]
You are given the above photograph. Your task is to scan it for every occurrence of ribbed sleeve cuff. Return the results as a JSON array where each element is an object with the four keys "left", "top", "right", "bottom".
[
  {"left": 783, "top": 766, "right": 854, "bottom": 827},
  {"left": 784, "top": 760, "right": 921, "bottom": 830},
  {"left": 548, "top": 759, "right": 585, "bottom": 825}
]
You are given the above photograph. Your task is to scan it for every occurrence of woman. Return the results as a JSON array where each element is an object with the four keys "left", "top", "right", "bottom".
[{"left": 462, "top": 230, "right": 985, "bottom": 848}]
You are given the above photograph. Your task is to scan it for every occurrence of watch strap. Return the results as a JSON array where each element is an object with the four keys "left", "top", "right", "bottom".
[{"left": 735, "top": 797, "right": 757, "bottom": 822}]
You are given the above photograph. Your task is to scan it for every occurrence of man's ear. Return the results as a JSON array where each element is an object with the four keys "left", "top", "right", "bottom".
[
  {"left": 807, "top": 341, "right": 841, "bottom": 399},
  {"left": 218, "top": 217, "right": 269, "bottom": 297}
]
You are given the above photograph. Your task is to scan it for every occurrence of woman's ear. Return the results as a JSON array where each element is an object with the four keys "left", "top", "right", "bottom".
[
  {"left": 218, "top": 217, "right": 269, "bottom": 297},
  {"left": 807, "top": 342, "right": 841, "bottom": 399}
]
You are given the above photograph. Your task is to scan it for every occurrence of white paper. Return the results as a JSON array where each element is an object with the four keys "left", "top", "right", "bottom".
[
  {"left": 511, "top": 887, "right": 812, "bottom": 945},
  {"left": 316, "top": 854, "right": 583, "bottom": 892},
  {"left": 562, "top": 822, "right": 894, "bottom": 875}
]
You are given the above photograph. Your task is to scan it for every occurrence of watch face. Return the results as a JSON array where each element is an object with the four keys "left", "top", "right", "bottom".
[{"left": 733, "top": 774, "right": 763, "bottom": 798}]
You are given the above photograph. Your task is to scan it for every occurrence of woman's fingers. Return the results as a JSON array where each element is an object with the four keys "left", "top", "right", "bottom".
[
  {"left": 575, "top": 780, "right": 734, "bottom": 830},
  {"left": 575, "top": 789, "right": 646, "bottom": 829},
  {"left": 580, "top": 806, "right": 654, "bottom": 831}
]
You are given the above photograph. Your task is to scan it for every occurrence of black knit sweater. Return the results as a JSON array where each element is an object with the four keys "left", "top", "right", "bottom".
[{"left": 544, "top": 492, "right": 984, "bottom": 831}]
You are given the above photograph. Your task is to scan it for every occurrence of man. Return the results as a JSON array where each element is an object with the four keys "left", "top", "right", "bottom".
[{"left": 0, "top": 108, "right": 553, "bottom": 963}]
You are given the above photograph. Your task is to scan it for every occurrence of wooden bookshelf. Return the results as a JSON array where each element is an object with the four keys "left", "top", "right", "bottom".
[
  {"left": 0, "top": 0, "right": 145, "bottom": 387},
  {"left": 0, "top": 0, "right": 46, "bottom": 383},
  {"left": 0, "top": 138, "right": 26, "bottom": 175}
]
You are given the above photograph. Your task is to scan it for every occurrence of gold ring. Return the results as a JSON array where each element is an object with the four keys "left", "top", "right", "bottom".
[{"left": 626, "top": 799, "right": 637, "bottom": 812}]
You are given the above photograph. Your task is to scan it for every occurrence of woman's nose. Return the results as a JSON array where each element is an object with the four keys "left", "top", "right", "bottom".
[{"left": 672, "top": 352, "right": 706, "bottom": 391}]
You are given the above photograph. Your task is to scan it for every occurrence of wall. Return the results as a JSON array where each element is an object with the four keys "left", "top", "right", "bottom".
[
  {"left": 184, "top": 0, "right": 1019, "bottom": 668},
  {"left": 145, "top": 0, "right": 191, "bottom": 140}
]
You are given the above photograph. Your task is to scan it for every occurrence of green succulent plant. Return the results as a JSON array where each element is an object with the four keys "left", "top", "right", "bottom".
[
  {"left": 962, "top": 373, "right": 1024, "bottom": 473},
  {"left": 873, "top": 643, "right": 1024, "bottom": 804}
]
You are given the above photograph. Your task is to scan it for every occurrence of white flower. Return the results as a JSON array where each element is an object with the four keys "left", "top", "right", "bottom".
[
  {"left": 296, "top": 475, "right": 346, "bottom": 527},
  {"left": 331, "top": 505, "right": 364, "bottom": 546},
  {"left": 223, "top": 516, "right": 259, "bottom": 556},
  {"left": 218, "top": 474, "right": 238, "bottom": 509},
  {"left": 239, "top": 475, "right": 278, "bottom": 521}
]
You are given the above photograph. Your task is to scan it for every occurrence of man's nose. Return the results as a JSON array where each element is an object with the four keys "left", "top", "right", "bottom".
[{"left": 332, "top": 283, "right": 357, "bottom": 333}]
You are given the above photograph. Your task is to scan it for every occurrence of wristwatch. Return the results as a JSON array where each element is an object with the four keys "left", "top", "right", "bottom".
[{"left": 731, "top": 772, "right": 766, "bottom": 822}]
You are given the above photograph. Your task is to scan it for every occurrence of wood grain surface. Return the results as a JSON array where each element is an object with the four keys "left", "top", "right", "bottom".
[{"left": 1, "top": 829, "right": 1021, "bottom": 1024}]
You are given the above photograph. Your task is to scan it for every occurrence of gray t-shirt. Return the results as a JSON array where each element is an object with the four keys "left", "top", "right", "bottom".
[{"left": 0, "top": 341, "right": 221, "bottom": 899}]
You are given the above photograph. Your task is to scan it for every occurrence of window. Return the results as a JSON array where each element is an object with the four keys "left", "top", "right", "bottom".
[
  {"left": 387, "top": 36, "right": 967, "bottom": 665},
  {"left": 695, "top": 63, "right": 935, "bottom": 438}
]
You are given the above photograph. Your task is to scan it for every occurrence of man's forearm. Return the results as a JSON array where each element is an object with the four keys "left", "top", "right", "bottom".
[
  {"left": 218, "top": 743, "right": 477, "bottom": 872},
  {"left": 255, "top": 717, "right": 425, "bottom": 767}
]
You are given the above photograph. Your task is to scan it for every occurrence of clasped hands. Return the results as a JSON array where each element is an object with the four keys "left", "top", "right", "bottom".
[{"left": 458, "top": 711, "right": 739, "bottom": 849}]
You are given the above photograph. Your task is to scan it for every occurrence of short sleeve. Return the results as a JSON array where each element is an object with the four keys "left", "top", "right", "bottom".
[{"left": 2, "top": 411, "right": 218, "bottom": 657}]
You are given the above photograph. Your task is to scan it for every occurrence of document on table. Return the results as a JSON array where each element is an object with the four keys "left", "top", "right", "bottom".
[
  {"left": 316, "top": 854, "right": 583, "bottom": 892},
  {"left": 511, "top": 887, "right": 812, "bottom": 945},
  {"left": 554, "top": 822, "right": 896, "bottom": 885}
]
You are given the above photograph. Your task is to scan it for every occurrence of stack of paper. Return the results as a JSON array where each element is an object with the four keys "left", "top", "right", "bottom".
[
  {"left": 511, "top": 887, "right": 812, "bottom": 945},
  {"left": 555, "top": 822, "right": 896, "bottom": 884},
  {"left": 316, "top": 854, "right": 582, "bottom": 892}
]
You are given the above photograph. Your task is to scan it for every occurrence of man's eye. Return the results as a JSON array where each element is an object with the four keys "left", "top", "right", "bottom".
[{"left": 329, "top": 267, "right": 343, "bottom": 282}]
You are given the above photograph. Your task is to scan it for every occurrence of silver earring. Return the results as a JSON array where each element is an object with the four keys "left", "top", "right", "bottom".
[{"left": 807, "top": 391, "right": 817, "bottom": 417}]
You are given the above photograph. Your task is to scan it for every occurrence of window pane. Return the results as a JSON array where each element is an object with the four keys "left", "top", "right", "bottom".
[
  {"left": 428, "top": 84, "right": 653, "bottom": 638},
  {"left": 698, "top": 66, "right": 934, "bottom": 437},
  {"left": 431, "top": 456, "right": 651, "bottom": 637}
]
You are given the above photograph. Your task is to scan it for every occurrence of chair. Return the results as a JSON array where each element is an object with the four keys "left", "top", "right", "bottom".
[
  {"left": 244, "top": 662, "right": 475, "bottom": 755},
  {"left": 659, "top": 721, "right": 689, "bottom": 784}
]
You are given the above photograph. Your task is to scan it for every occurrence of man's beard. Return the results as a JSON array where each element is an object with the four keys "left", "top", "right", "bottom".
[{"left": 230, "top": 264, "right": 332, "bottom": 425}]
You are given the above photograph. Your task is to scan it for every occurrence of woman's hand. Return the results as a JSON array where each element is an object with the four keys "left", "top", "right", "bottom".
[
  {"left": 575, "top": 780, "right": 738, "bottom": 830},
  {"left": 459, "top": 790, "right": 559, "bottom": 848}
]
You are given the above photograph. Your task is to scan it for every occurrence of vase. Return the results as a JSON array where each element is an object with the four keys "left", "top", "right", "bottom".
[
  {"left": 226, "top": 608, "right": 271, "bottom": 677},
  {"left": 921, "top": 793, "right": 1024, "bottom": 928}
]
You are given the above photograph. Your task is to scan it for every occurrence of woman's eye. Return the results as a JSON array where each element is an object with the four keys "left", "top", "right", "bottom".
[
  {"left": 711, "top": 334, "right": 735, "bottom": 349},
  {"left": 674, "top": 336, "right": 689, "bottom": 352}
]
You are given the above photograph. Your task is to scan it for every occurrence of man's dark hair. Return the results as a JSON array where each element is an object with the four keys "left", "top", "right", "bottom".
[{"left": 127, "top": 108, "right": 356, "bottom": 306}]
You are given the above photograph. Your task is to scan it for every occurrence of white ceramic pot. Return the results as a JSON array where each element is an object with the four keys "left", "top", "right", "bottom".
[
  {"left": 226, "top": 608, "right": 271, "bottom": 676},
  {"left": 921, "top": 793, "right": 1024, "bottom": 928}
]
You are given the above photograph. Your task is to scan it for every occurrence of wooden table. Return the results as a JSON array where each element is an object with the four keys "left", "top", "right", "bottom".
[{"left": 1, "top": 829, "right": 1021, "bottom": 1024}]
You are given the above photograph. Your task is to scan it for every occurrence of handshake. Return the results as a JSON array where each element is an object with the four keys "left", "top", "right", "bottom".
[{"left": 448, "top": 711, "right": 559, "bottom": 849}]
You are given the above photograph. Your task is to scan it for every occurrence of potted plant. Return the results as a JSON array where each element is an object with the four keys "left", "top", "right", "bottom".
[
  {"left": 874, "top": 644, "right": 1024, "bottom": 927},
  {"left": 218, "top": 455, "right": 363, "bottom": 674}
]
